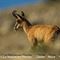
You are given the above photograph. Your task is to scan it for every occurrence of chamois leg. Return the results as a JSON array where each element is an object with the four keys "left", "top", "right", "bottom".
[{"left": 31, "top": 38, "right": 38, "bottom": 48}]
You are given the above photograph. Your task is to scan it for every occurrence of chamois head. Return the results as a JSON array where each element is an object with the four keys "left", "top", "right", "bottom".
[
  {"left": 12, "top": 10, "right": 31, "bottom": 31},
  {"left": 12, "top": 10, "right": 24, "bottom": 30}
]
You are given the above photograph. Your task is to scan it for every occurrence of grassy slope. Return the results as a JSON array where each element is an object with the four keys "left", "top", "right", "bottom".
[{"left": 0, "top": 2, "right": 60, "bottom": 55}]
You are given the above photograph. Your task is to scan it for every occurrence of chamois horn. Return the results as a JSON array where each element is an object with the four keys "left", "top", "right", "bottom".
[
  {"left": 12, "top": 10, "right": 18, "bottom": 18},
  {"left": 12, "top": 10, "right": 24, "bottom": 20},
  {"left": 12, "top": 10, "right": 31, "bottom": 25}
]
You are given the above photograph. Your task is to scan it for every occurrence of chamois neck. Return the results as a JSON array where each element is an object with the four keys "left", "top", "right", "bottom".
[
  {"left": 20, "top": 16, "right": 31, "bottom": 26},
  {"left": 22, "top": 21, "right": 31, "bottom": 34}
]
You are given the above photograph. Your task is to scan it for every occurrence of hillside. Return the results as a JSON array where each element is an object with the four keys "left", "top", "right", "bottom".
[{"left": 0, "top": 2, "right": 60, "bottom": 57}]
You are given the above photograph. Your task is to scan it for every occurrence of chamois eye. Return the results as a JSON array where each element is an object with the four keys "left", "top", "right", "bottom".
[{"left": 17, "top": 20, "right": 21, "bottom": 23}]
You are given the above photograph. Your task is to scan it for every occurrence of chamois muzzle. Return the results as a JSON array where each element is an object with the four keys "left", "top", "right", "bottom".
[{"left": 14, "top": 22, "right": 21, "bottom": 31}]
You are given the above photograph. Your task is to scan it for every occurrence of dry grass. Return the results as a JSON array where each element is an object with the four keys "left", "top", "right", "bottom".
[{"left": 0, "top": 2, "right": 60, "bottom": 60}]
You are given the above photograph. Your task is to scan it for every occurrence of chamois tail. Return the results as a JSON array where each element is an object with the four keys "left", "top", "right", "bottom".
[{"left": 56, "top": 26, "right": 60, "bottom": 34}]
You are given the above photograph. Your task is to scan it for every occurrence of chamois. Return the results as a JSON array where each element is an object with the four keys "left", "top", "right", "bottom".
[{"left": 12, "top": 10, "right": 60, "bottom": 47}]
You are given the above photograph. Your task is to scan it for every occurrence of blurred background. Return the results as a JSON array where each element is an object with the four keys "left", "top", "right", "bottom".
[{"left": 0, "top": 0, "right": 60, "bottom": 60}]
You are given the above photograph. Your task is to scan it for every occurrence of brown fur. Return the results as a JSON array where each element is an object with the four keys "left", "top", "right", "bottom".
[{"left": 27, "top": 25, "right": 60, "bottom": 45}]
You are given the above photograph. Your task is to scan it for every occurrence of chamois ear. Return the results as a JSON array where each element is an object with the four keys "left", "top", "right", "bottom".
[{"left": 21, "top": 11, "right": 25, "bottom": 17}]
